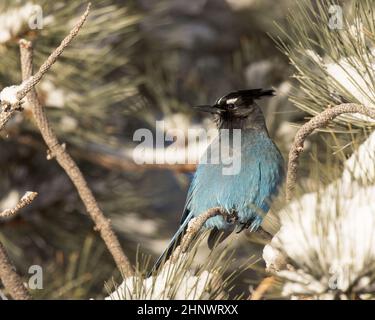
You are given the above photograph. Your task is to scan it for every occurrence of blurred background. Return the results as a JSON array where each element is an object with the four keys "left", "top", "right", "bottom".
[{"left": 0, "top": 0, "right": 353, "bottom": 299}]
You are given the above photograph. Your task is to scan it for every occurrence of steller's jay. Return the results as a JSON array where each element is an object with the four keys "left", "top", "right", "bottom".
[{"left": 150, "top": 89, "right": 285, "bottom": 274}]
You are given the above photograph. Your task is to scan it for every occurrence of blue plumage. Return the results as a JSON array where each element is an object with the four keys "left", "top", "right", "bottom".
[
  {"left": 187, "top": 129, "right": 284, "bottom": 231},
  {"left": 150, "top": 89, "right": 284, "bottom": 274}
]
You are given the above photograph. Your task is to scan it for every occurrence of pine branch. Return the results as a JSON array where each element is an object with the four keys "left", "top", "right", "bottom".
[
  {"left": 170, "top": 207, "right": 236, "bottom": 263},
  {"left": 0, "top": 191, "right": 37, "bottom": 299},
  {"left": 0, "top": 85, "right": 23, "bottom": 131},
  {"left": 0, "top": 191, "right": 38, "bottom": 218},
  {"left": 0, "top": 192, "right": 38, "bottom": 298},
  {"left": 0, "top": 190, "right": 37, "bottom": 299},
  {"left": 0, "top": 243, "right": 31, "bottom": 300},
  {"left": 19, "top": 38, "right": 134, "bottom": 277},
  {"left": 0, "top": 4, "right": 93, "bottom": 301},
  {"left": 286, "top": 103, "right": 375, "bottom": 201},
  {"left": 16, "top": 3, "right": 91, "bottom": 100},
  {"left": 0, "top": 3, "right": 91, "bottom": 132}
]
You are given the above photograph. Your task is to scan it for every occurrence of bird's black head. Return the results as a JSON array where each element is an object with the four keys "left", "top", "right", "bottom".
[{"left": 194, "top": 89, "right": 275, "bottom": 130}]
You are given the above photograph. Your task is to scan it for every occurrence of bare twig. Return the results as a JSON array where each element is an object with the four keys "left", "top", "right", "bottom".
[
  {"left": 0, "top": 104, "right": 20, "bottom": 132},
  {"left": 20, "top": 40, "right": 134, "bottom": 277},
  {"left": 0, "top": 190, "right": 35, "bottom": 299},
  {"left": 0, "top": 243, "right": 31, "bottom": 300},
  {"left": 17, "top": 3, "right": 91, "bottom": 100},
  {"left": 0, "top": 191, "right": 34, "bottom": 299},
  {"left": 0, "top": 3, "right": 91, "bottom": 132},
  {"left": 0, "top": 85, "right": 23, "bottom": 131},
  {"left": 0, "top": 191, "right": 38, "bottom": 218},
  {"left": 170, "top": 207, "right": 234, "bottom": 263},
  {"left": 286, "top": 103, "right": 375, "bottom": 201},
  {"left": 250, "top": 276, "right": 275, "bottom": 300},
  {"left": 0, "top": 2, "right": 129, "bottom": 300}
]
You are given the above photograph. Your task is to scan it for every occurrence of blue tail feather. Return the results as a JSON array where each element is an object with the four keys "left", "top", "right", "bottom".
[{"left": 148, "top": 211, "right": 193, "bottom": 276}]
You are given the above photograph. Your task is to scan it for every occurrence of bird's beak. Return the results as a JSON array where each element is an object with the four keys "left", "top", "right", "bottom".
[{"left": 193, "top": 105, "right": 221, "bottom": 114}]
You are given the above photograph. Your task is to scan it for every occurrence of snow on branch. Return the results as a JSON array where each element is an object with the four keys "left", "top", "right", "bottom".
[
  {"left": 0, "top": 191, "right": 38, "bottom": 218},
  {"left": 0, "top": 3, "right": 91, "bottom": 132}
]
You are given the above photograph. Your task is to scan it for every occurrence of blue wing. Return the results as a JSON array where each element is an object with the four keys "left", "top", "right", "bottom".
[{"left": 186, "top": 130, "right": 284, "bottom": 230}]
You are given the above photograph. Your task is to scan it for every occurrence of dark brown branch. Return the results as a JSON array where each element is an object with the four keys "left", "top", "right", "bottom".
[{"left": 286, "top": 103, "right": 375, "bottom": 201}]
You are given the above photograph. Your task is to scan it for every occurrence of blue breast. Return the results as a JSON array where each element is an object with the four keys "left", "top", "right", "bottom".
[{"left": 185, "top": 129, "right": 284, "bottom": 230}]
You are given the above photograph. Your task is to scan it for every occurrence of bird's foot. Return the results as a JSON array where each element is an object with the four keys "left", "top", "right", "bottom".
[
  {"left": 236, "top": 221, "right": 251, "bottom": 234},
  {"left": 224, "top": 209, "right": 238, "bottom": 224}
]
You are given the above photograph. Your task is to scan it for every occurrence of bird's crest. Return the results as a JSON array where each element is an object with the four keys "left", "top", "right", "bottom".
[
  {"left": 215, "top": 89, "right": 275, "bottom": 107},
  {"left": 193, "top": 89, "right": 275, "bottom": 114}
]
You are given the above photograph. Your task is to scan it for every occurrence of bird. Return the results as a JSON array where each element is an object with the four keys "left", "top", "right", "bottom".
[{"left": 150, "top": 89, "right": 285, "bottom": 274}]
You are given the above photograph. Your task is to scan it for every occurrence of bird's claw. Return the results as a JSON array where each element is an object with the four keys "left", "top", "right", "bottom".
[
  {"left": 224, "top": 209, "right": 238, "bottom": 224},
  {"left": 236, "top": 221, "right": 251, "bottom": 234}
]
